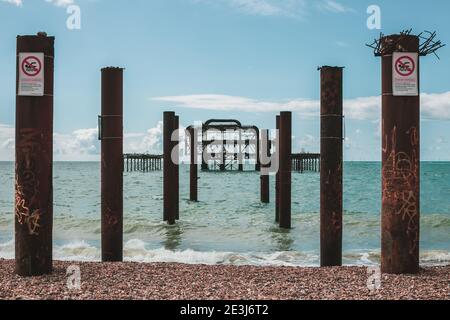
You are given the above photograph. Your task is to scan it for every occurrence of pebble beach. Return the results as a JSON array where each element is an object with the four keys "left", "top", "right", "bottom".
[{"left": 0, "top": 259, "right": 448, "bottom": 300}]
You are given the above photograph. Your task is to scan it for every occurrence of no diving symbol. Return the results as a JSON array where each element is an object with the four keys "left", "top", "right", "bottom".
[
  {"left": 22, "top": 56, "right": 42, "bottom": 77},
  {"left": 395, "top": 56, "right": 415, "bottom": 77}
]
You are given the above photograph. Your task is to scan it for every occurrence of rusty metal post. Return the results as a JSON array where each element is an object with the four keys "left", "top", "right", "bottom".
[
  {"left": 100, "top": 67, "right": 124, "bottom": 262},
  {"left": 320, "top": 66, "right": 344, "bottom": 267},
  {"left": 164, "top": 112, "right": 176, "bottom": 225},
  {"left": 279, "top": 112, "right": 292, "bottom": 229},
  {"left": 221, "top": 138, "right": 226, "bottom": 172},
  {"left": 260, "top": 129, "right": 270, "bottom": 203},
  {"left": 379, "top": 35, "right": 420, "bottom": 274},
  {"left": 256, "top": 135, "right": 261, "bottom": 172},
  {"left": 275, "top": 116, "right": 280, "bottom": 223},
  {"left": 189, "top": 127, "right": 198, "bottom": 202},
  {"left": 15, "top": 33, "right": 54, "bottom": 276},
  {"left": 174, "top": 115, "right": 180, "bottom": 221}
]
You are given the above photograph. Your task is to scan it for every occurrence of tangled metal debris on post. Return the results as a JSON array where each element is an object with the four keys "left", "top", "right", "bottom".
[{"left": 366, "top": 29, "right": 445, "bottom": 58}]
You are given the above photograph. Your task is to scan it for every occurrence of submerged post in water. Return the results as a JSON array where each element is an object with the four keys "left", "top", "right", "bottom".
[
  {"left": 319, "top": 66, "right": 344, "bottom": 267},
  {"left": 15, "top": 33, "right": 54, "bottom": 276},
  {"left": 100, "top": 67, "right": 124, "bottom": 262},
  {"left": 275, "top": 115, "right": 280, "bottom": 223},
  {"left": 174, "top": 115, "right": 180, "bottom": 221},
  {"left": 260, "top": 129, "right": 270, "bottom": 204},
  {"left": 189, "top": 126, "right": 198, "bottom": 202},
  {"left": 164, "top": 111, "right": 177, "bottom": 225},
  {"left": 279, "top": 112, "right": 292, "bottom": 229}
]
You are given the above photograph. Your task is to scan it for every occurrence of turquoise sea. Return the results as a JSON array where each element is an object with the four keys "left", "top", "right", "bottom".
[{"left": 0, "top": 162, "right": 449, "bottom": 266}]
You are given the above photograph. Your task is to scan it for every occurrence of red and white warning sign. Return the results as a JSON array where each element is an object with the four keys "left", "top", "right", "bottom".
[
  {"left": 18, "top": 52, "right": 44, "bottom": 96},
  {"left": 392, "top": 52, "right": 418, "bottom": 97}
]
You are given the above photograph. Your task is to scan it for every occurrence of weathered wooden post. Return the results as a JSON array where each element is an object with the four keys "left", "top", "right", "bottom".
[
  {"left": 275, "top": 115, "right": 280, "bottom": 223},
  {"left": 189, "top": 126, "right": 198, "bottom": 202},
  {"left": 260, "top": 129, "right": 270, "bottom": 203},
  {"left": 100, "top": 67, "right": 124, "bottom": 262},
  {"left": 320, "top": 66, "right": 344, "bottom": 267},
  {"left": 164, "top": 112, "right": 176, "bottom": 225},
  {"left": 279, "top": 112, "right": 292, "bottom": 229},
  {"left": 15, "top": 33, "right": 54, "bottom": 276}
]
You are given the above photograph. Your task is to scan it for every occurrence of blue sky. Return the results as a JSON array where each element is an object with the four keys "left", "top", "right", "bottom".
[{"left": 0, "top": 0, "right": 449, "bottom": 160}]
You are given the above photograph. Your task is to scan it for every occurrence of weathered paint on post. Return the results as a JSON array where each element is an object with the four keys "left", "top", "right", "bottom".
[
  {"left": 189, "top": 127, "right": 198, "bottom": 202},
  {"left": 380, "top": 35, "right": 420, "bottom": 274},
  {"left": 260, "top": 129, "right": 270, "bottom": 203},
  {"left": 101, "top": 67, "right": 124, "bottom": 262},
  {"left": 279, "top": 112, "right": 292, "bottom": 229},
  {"left": 275, "top": 115, "right": 280, "bottom": 223},
  {"left": 164, "top": 112, "right": 176, "bottom": 225},
  {"left": 15, "top": 33, "right": 54, "bottom": 276},
  {"left": 174, "top": 115, "right": 180, "bottom": 221},
  {"left": 320, "top": 66, "right": 344, "bottom": 267}
]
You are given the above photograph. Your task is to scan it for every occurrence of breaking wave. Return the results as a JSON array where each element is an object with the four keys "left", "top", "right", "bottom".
[{"left": 1, "top": 239, "right": 449, "bottom": 267}]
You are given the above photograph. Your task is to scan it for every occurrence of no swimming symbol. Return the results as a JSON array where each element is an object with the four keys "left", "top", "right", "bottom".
[
  {"left": 22, "top": 56, "right": 42, "bottom": 77},
  {"left": 395, "top": 56, "right": 415, "bottom": 77}
]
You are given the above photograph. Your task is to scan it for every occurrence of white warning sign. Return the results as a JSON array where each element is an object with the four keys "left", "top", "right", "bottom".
[
  {"left": 18, "top": 52, "right": 44, "bottom": 96},
  {"left": 392, "top": 52, "right": 418, "bottom": 97}
]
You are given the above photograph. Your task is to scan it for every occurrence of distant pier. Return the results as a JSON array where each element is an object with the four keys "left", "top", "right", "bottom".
[
  {"left": 292, "top": 153, "right": 320, "bottom": 173},
  {"left": 123, "top": 154, "right": 163, "bottom": 172}
]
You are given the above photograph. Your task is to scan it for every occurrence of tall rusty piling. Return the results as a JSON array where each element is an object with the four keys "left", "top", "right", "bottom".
[
  {"left": 164, "top": 112, "right": 177, "bottom": 225},
  {"left": 279, "top": 112, "right": 292, "bottom": 229},
  {"left": 378, "top": 35, "right": 421, "bottom": 274},
  {"left": 15, "top": 33, "right": 54, "bottom": 276},
  {"left": 100, "top": 67, "right": 124, "bottom": 262},
  {"left": 320, "top": 66, "right": 344, "bottom": 267},
  {"left": 275, "top": 115, "right": 280, "bottom": 223},
  {"left": 174, "top": 115, "right": 180, "bottom": 220},
  {"left": 189, "top": 126, "right": 198, "bottom": 202},
  {"left": 260, "top": 129, "right": 270, "bottom": 203}
]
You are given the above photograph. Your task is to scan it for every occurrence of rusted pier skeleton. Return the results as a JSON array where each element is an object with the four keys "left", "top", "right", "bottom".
[
  {"left": 100, "top": 67, "right": 124, "bottom": 262},
  {"left": 15, "top": 33, "right": 54, "bottom": 276},
  {"left": 163, "top": 112, "right": 179, "bottom": 225},
  {"left": 123, "top": 154, "right": 162, "bottom": 172},
  {"left": 319, "top": 66, "right": 344, "bottom": 267},
  {"left": 201, "top": 120, "right": 260, "bottom": 172},
  {"left": 367, "top": 30, "right": 444, "bottom": 274},
  {"left": 278, "top": 112, "right": 292, "bottom": 229}
]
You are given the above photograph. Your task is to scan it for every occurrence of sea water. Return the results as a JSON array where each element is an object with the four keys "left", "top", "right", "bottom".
[{"left": 0, "top": 162, "right": 449, "bottom": 266}]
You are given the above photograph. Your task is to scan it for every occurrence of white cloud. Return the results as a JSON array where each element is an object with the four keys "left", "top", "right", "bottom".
[
  {"left": 193, "top": 0, "right": 353, "bottom": 18},
  {"left": 45, "top": 0, "right": 74, "bottom": 7},
  {"left": 0, "top": 122, "right": 169, "bottom": 161},
  {"left": 1, "top": 0, "right": 22, "bottom": 6},
  {"left": 125, "top": 121, "right": 164, "bottom": 154},
  {"left": 421, "top": 92, "right": 450, "bottom": 120},
  {"left": 317, "top": 0, "right": 354, "bottom": 13},
  {"left": 153, "top": 94, "right": 319, "bottom": 115},
  {"left": 152, "top": 91, "right": 450, "bottom": 121},
  {"left": 1, "top": 0, "right": 74, "bottom": 7},
  {"left": 0, "top": 124, "right": 15, "bottom": 160},
  {"left": 192, "top": 0, "right": 308, "bottom": 18},
  {"left": 226, "top": 0, "right": 306, "bottom": 17},
  {"left": 54, "top": 128, "right": 99, "bottom": 158}
]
